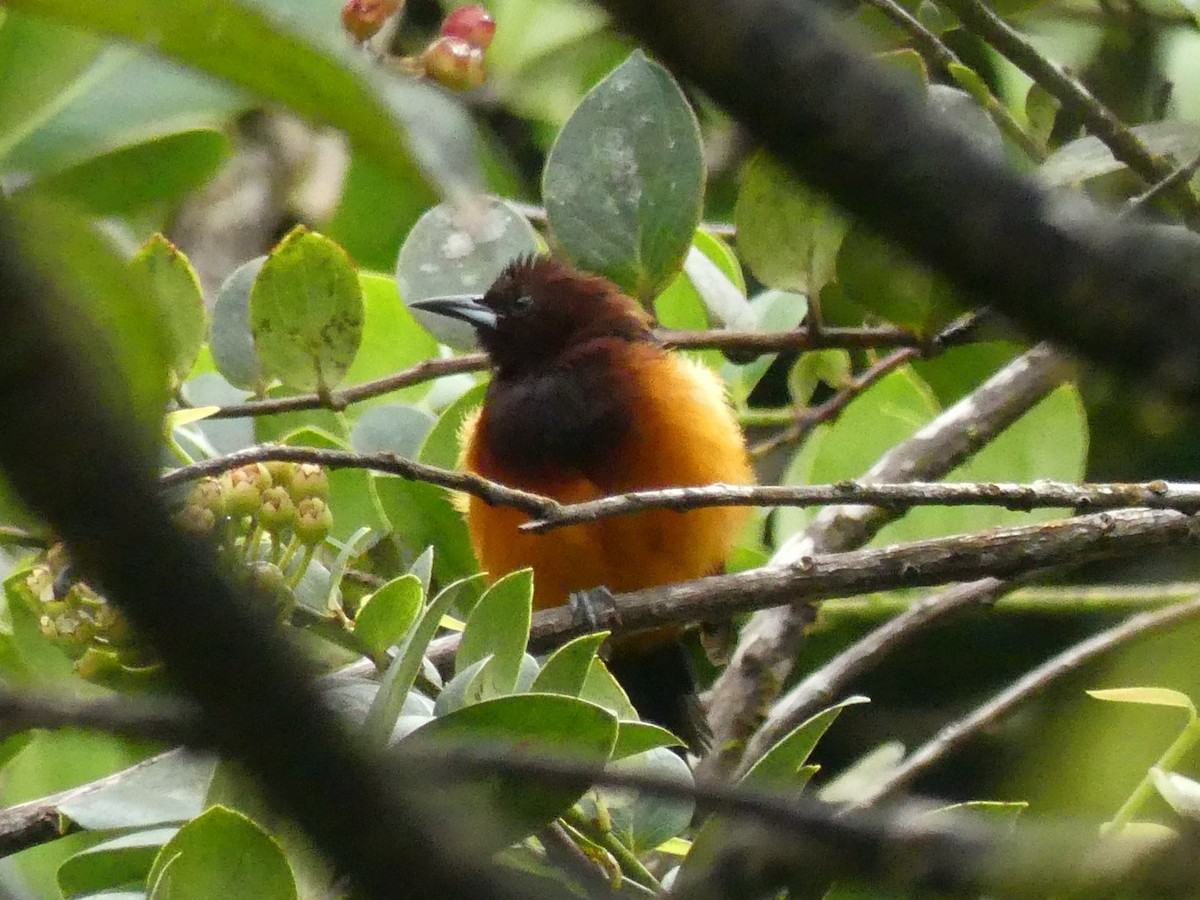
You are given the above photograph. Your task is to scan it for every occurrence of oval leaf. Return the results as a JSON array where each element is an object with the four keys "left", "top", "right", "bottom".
[
  {"left": 544, "top": 50, "right": 703, "bottom": 301},
  {"left": 211, "top": 256, "right": 267, "bottom": 392},
  {"left": 531, "top": 631, "right": 609, "bottom": 697},
  {"left": 131, "top": 234, "right": 207, "bottom": 381},
  {"left": 456, "top": 569, "right": 534, "bottom": 699},
  {"left": 397, "top": 197, "right": 540, "bottom": 349},
  {"left": 250, "top": 226, "right": 363, "bottom": 391},
  {"left": 146, "top": 806, "right": 296, "bottom": 900},
  {"left": 355, "top": 574, "right": 424, "bottom": 665}
]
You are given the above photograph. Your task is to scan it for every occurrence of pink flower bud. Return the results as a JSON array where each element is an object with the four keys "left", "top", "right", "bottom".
[{"left": 441, "top": 4, "right": 496, "bottom": 49}]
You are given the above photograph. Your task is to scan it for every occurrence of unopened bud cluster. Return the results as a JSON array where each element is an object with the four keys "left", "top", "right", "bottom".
[
  {"left": 10, "top": 544, "right": 155, "bottom": 686},
  {"left": 342, "top": 1, "right": 496, "bottom": 92}
]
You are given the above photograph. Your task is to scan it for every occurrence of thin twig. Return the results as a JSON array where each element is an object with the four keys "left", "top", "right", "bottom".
[
  {"left": 750, "top": 346, "right": 918, "bottom": 457},
  {"left": 1125, "top": 151, "right": 1200, "bottom": 214},
  {"left": 521, "top": 478, "right": 1200, "bottom": 533},
  {"left": 940, "top": 0, "right": 1200, "bottom": 221},
  {"left": 200, "top": 325, "right": 958, "bottom": 421},
  {"left": 737, "top": 575, "right": 1022, "bottom": 774},
  {"left": 160, "top": 445, "right": 560, "bottom": 519},
  {"left": 848, "top": 593, "right": 1200, "bottom": 809}
]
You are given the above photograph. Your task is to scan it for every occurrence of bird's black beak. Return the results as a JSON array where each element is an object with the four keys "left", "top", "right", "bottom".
[{"left": 409, "top": 295, "right": 497, "bottom": 331}]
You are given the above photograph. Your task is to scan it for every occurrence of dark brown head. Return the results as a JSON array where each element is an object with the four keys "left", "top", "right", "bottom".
[{"left": 410, "top": 256, "right": 652, "bottom": 376}]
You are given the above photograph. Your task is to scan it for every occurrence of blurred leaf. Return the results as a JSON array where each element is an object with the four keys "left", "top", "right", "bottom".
[
  {"left": 400, "top": 693, "right": 618, "bottom": 848},
  {"left": 250, "top": 226, "right": 363, "bottom": 392},
  {"left": 131, "top": 235, "right": 207, "bottom": 382},
  {"left": 742, "top": 696, "right": 869, "bottom": 786},
  {"left": 877, "top": 48, "right": 929, "bottom": 90},
  {"left": 456, "top": 569, "right": 533, "bottom": 699},
  {"left": 1152, "top": 767, "right": 1200, "bottom": 817},
  {"left": 683, "top": 243, "right": 754, "bottom": 330},
  {"left": 58, "top": 827, "right": 176, "bottom": 898},
  {"left": 654, "top": 231, "right": 743, "bottom": 371},
  {"left": 789, "top": 348, "right": 851, "bottom": 407},
  {"left": 374, "top": 477, "right": 479, "bottom": 589},
  {"left": 4, "top": 0, "right": 482, "bottom": 195},
  {"left": 11, "top": 197, "right": 172, "bottom": 446},
  {"left": 60, "top": 752, "right": 213, "bottom": 830},
  {"left": 818, "top": 741, "right": 906, "bottom": 804},
  {"left": 349, "top": 404, "right": 435, "bottom": 460},
  {"left": 146, "top": 806, "right": 295, "bottom": 900},
  {"left": 735, "top": 150, "right": 848, "bottom": 295},
  {"left": 363, "top": 574, "right": 482, "bottom": 746},
  {"left": 0, "top": 11, "right": 102, "bottom": 160},
  {"left": 531, "top": 631, "right": 609, "bottom": 697},
  {"left": 612, "top": 721, "right": 685, "bottom": 759},
  {"left": 929, "top": 82, "right": 1004, "bottom": 160},
  {"left": 407, "top": 546, "right": 434, "bottom": 593},
  {"left": 1088, "top": 687, "right": 1197, "bottom": 717},
  {"left": 210, "top": 256, "right": 267, "bottom": 393},
  {"left": 544, "top": 50, "right": 703, "bottom": 301},
  {"left": 342, "top": 272, "right": 440, "bottom": 405},
  {"left": 17, "top": 128, "right": 229, "bottom": 215},
  {"left": 355, "top": 573, "right": 423, "bottom": 665},
  {"left": 1025, "top": 82, "right": 1060, "bottom": 146},
  {"left": 4, "top": 48, "right": 245, "bottom": 175},
  {"left": 397, "top": 197, "right": 540, "bottom": 350},
  {"left": 1041, "top": 121, "right": 1200, "bottom": 186},
  {"left": 919, "top": 800, "right": 1028, "bottom": 828}
]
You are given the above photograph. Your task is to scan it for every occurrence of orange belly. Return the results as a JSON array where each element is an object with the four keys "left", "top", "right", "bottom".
[{"left": 461, "top": 349, "right": 754, "bottom": 609}]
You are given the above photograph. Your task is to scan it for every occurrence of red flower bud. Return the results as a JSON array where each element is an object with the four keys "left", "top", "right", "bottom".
[
  {"left": 342, "top": 0, "right": 395, "bottom": 41},
  {"left": 440, "top": 4, "right": 496, "bottom": 49},
  {"left": 421, "top": 36, "right": 486, "bottom": 91}
]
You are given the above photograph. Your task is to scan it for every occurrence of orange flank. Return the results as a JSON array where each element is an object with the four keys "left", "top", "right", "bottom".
[{"left": 461, "top": 344, "right": 753, "bottom": 609}]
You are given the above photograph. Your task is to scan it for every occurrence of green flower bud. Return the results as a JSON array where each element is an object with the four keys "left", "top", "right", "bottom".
[
  {"left": 175, "top": 505, "right": 217, "bottom": 536},
  {"left": 295, "top": 497, "right": 333, "bottom": 545},
  {"left": 188, "top": 476, "right": 226, "bottom": 516},
  {"left": 246, "top": 561, "right": 296, "bottom": 623},
  {"left": 288, "top": 463, "right": 330, "bottom": 503},
  {"left": 259, "top": 485, "right": 297, "bottom": 533}
]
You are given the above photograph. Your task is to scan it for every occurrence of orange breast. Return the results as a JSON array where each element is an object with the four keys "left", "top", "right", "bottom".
[{"left": 461, "top": 347, "right": 754, "bottom": 609}]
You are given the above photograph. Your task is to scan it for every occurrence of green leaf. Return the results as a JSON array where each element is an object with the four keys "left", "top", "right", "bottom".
[
  {"left": 818, "top": 741, "right": 905, "bottom": 804},
  {"left": 0, "top": 10, "right": 102, "bottom": 161},
  {"left": 582, "top": 748, "right": 694, "bottom": 852},
  {"left": 456, "top": 569, "right": 534, "bottom": 699},
  {"left": 742, "top": 696, "right": 869, "bottom": 787},
  {"left": 59, "top": 752, "right": 214, "bottom": 831},
  {"left": 146, "top": 806, "right": 296, "bottom": 900},
  {"left": 397, "top": 197, "right": 540, "bottom": 350},
  {"left": 837, "top": 225, "right": 962, "bottom": 334},
  {"left": 362, "top": 574, "right": 483, "bottom": 746},
  {"left": 374, "top": 477, "right": 479, "bottom": 590},
  {"left": 729, "top": 289, "right": 809, "bottom": 405},
  {"left": 354, "top": 574, "right": 423, "bottom": 666},
  {"left": 544, "top": 50, "right": 704, "bottom": 301},
  {"left": 788, "top": 347, "right": 851, "bottom": 407},
  {"left": 131, "top": 235, "right": 207, "bottom": 382},
  {"left": 419, "top": 381, "right": 487, "bottom": 469},
  {"left": 10, "top": 197, "right": 172, "bottom": 446},
  {"left": 281, "top": 429, "right": 387, "bottom": 545},
  {"left": 1024, "top": 82, "right": 1059, "bottom": 146},
  {"left": 531, "top": 631, "right": 609, "bottom": 697},
  {"left": 612, "top": 721, "right": 685, "bottom": 759},
  {"left": 250, "top": 226, "right": 364, "bottom": 391},
  {"left": 210, "top": 256, "right": 267, "bottom": 392},
  {"left": 775, "top": 368, "right": 939, "bottom": 544},
  {"left": 919, "top": 800, "right": 1028, "bottom": 828},
  {"left": 18, "top": 128, "right": 229, "bottom": 215},
  {"left": 3, "top": 0, "right": 481, "bottom": 196},
  {"left": 399, "top": 693, "right": 619, "bottom": 848},
  {"left": 656, "top": 232, "right": 748, "bottom": 374},
  {"left": 579, "top": 657, "right": 639, "bottom": 720},
  {"left": 58, "top": 827, "right": 175, "bottom": 898},
  {"left": 341, "top": 272, "right": 439, "bottom": 405},
  {"left": 735, "top": 150, "right": 848, "bottom": 295},
  {"left": 435, "top": 654, "right": 494, "bottom": 714},
  {"left": 1040, "top": 121, "right": 1200, "bottom": 186},
  {"left": 349, "top": 404, "right": 435, "bottom": 460},
  {"left": 1088, "top": 687, "right": 1197, "bottom": 718}
]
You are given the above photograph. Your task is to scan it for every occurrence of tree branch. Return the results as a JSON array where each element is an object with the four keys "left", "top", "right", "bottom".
[
  {"left": 522, "top": 478, "right": 1200, "bottom": 533},
  {"left": 200, "top": 324, "right": 952, "bottom": 421},
  {"left": 848, "top": 593, "right": 1200, "bottom": 809},
  {"left": 702, "top": 344, "right": 1072, "bottom": 778}
]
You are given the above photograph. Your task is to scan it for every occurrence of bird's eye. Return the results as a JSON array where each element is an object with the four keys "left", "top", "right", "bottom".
[{"left": 512, "top": 294, "right": 534, "bottom": 312}]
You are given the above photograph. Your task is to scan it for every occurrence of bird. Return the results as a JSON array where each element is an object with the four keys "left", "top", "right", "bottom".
[{"left": 411, "top": 255, "right": 754, "bottom": 750}]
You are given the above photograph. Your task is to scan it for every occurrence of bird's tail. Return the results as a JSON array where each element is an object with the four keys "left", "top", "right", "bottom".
[{"left": 605, "top": 636, "right": 710, "bottom": 755}]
